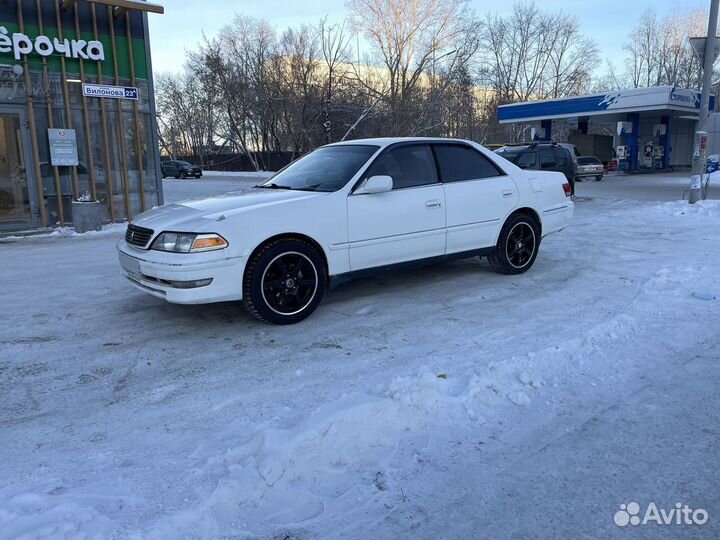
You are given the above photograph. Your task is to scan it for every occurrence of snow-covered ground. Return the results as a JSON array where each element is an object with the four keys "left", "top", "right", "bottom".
[{"left": 1, "top": 175, "right": 719, "bottom": 540}]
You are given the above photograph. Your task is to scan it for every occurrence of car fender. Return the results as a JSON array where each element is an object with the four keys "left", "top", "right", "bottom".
[{"left": 211, "top": 191, "right": 352, "bottom": 278}]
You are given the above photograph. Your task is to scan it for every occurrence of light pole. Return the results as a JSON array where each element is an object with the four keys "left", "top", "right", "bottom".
[{"left": 689, "top": 0, "right": 720, "bottom": 204}]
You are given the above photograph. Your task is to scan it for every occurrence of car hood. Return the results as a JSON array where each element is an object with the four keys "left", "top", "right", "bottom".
[{"left": 132, "top": 188, "right": 327, "bottom": 231}]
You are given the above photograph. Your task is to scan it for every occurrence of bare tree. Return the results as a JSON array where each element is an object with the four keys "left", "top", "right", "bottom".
[
  {"left": 542, "top": 14, "right": 599, "bottom": 98},
  {"left": 198, "top": 16, "right": 277, "bottom": 170},
  {"left": 318, "top": 18, "right": 353, "bottom": 143},
  {"left": 155, "top": 69, "right": 217, "bottom": 163},
  {"left": 479, "top": 1, "right": 599, "bottom": 141},
  {"left": 347, "top": 0, "right": 477, "bottom": 135},
  {"left": 624, "top": 9, "right": 662, "bottom": 88},
  {"left": 480, "top": 1, "right": 598, "bottom": 103},
  {"left": 623, "top": 8, "right": 707, "bottom": 89},
  {"left": 590, "top": 60, "right": 625, "bottom": 92}
]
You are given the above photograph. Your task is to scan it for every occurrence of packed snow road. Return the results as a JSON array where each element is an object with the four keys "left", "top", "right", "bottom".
[{"left": 1, "top": 175, "right": 719, "bottom": 540}]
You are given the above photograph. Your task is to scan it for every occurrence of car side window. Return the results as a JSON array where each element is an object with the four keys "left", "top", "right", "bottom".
[
  {"left": 554, "top": 148, "right": 570, "bottom": 167},
  {"left": 539, "top": 148, "right": 556, "bottom": 168},
  {"left": 516, "top": 151, "right": 537, "bottom": 169},
  {"left": 367, "top": 144, "right": 437, "bottom": 189},
  {"left": 434, "top": 144, "right": 502, "bottom": 182}
]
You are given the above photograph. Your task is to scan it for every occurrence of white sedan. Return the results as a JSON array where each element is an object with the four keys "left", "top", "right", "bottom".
[{"left": 118, "top": 138, "right": 573, "bottom": 324}]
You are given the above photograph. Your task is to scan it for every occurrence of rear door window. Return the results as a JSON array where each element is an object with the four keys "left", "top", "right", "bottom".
[
  {"left": 433, "top": 144, "right": 503, "bottom": 182},
  {"left": 539, "top": 148, "right": 556, "bottom": 168},
  {"left": 554, "top": 148, "right": 570, "bottom": 167}
]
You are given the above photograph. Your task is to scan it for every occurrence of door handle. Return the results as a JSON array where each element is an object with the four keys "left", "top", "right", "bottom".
[
  {"left": 502, "top": 190, "right": 514, "bottom": 198},
  {"left": 425, "top": 200, "right": 442, "bottom": 208}
]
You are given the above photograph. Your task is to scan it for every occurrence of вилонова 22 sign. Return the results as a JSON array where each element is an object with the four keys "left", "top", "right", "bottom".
[{"left": 0, "top": 26, "right": 105, "bottom": 61}]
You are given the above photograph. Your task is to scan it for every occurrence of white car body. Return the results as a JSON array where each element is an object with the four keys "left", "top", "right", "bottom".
[{"left": 117, "top": 138, "right": 573, "bottom": 311}]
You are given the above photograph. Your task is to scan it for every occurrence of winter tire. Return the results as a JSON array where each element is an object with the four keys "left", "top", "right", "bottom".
[
  {"left": 179, "top": 171, "right": 187, "bottom": 179},
  {"left": 595, "top": 175, "right": 602, "bottom": 181},
  {"left": 487, "top": 214, "right": 540, "bottom": 275},
  {"left": 243, "top": 238, "right": 326, "bottom": 324}
]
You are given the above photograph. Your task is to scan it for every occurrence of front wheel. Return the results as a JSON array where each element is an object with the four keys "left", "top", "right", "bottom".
[
  {"left": 179, "top": 171, "right": 187, "bottom": 179},
  {"left": 595, "top": 175, "right": 602, "bottom": 181},
  {"left": 487, "top": 214, "right": 540, "bottom": 275},
  {"left": 243, "top": 238, "right": 327, "bottom": 324}
]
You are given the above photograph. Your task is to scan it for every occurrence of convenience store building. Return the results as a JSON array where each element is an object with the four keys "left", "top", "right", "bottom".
[{"left": 0, "top": 0, "right": 163, "bottom": 232}]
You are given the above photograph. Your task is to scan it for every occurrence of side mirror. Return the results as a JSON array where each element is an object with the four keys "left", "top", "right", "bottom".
[{"left": 358, "top": 175, "right": 393, "bottom": 194}]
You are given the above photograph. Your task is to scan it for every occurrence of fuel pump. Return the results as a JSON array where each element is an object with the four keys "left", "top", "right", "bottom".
[
  {"left": 616, "top": 145, "right": 628, "bottom": 171},
  {"left": 654, "top": 144, "right": 664, "bottom": 169},
  {"left": 643, "top": 140, "right": 654, "bottom": 168}
]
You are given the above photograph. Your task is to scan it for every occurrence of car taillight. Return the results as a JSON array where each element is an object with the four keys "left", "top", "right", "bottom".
[{"left": 562, "top": 183, "right": 572, "bottom": 197}]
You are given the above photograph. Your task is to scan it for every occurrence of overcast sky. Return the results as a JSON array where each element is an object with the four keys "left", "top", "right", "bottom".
[{"left": 147, "top": 0, "right": 712, "bottom": 78}]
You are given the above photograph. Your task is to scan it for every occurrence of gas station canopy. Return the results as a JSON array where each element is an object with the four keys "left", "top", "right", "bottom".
[
  {"left": 498, "top": 86, "right": 711, "bottom": 123},
  {"left": 497, "top": 86, "right": 715, "bottom": 172}
]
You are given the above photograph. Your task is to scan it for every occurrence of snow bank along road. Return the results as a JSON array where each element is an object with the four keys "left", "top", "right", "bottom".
[{"left": 1, "top": 177, "right": 719, "bottom": 540}]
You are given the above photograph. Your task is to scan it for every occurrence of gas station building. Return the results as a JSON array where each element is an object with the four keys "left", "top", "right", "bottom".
[{"left": 497, "top": 86, "right": 715, "bottom": 172}]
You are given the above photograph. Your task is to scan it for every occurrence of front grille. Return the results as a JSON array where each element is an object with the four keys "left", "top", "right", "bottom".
[{"left": 125, "top": 224, "right": 154, "bottom": 248}]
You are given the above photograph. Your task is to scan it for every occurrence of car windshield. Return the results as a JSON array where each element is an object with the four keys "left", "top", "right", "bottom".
[
  {"left": 577, "top": 157, "right": 601, "bottom": 165},
  {"left": 177, "top": 161, "right": 192, "bottom": 167},
  {"left": 261, "top": 145, "right": 379, "bottom": 192}
]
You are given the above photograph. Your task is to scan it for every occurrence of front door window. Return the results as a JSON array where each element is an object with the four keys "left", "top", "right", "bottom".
[{"left": 0, "top": 112, "right": 34, "bottom": 228}]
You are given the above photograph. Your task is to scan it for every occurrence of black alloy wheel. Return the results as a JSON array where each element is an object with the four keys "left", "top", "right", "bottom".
[
  {"left": 487, "top": 214, "right": 540, "bottom": 275},
  {"left": 243, "top": 238, "right": 326, "bottom": 324}
]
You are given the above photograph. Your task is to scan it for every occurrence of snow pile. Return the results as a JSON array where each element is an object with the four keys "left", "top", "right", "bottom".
[
  {"left": 150, "top": 368, "right": 523, "bottom": 537},
  {"left": 0, "top": 223, "right": 126, "bottom": 242},
  {"left": 654, "top": 199, "right": 720, "bottom": 218},
  {"left": 0, "top": 495, "right": 115, "bottom": 540}
]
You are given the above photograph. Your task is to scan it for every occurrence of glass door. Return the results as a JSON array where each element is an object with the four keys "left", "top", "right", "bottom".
[{"left": 0, "top": 110, "right": 36, "bottom": 230}]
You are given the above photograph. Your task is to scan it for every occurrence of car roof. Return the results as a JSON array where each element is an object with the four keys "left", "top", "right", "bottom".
[
  {"left": 500, "top": 142, "right": 568, "bottom": 150},
  {"left": 325, "top": 137, "right": 476, "bottom": 148}
]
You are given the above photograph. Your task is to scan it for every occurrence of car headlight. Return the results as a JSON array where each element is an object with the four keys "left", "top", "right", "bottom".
[{"left": 150, "top": 232, "right": 228, "bottom": 253}]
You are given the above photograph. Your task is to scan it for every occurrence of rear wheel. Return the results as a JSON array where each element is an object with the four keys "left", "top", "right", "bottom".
[
  {"left": 487, "top": 214, "right": 540, "bottom": 275},
  {"left": 243, "top": 238, "right": 326, "bottom": 324}
]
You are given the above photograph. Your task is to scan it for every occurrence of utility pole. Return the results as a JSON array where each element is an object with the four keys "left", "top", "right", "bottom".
[{"left": 689, "top": 0, "right": 719, "bottom": 204}]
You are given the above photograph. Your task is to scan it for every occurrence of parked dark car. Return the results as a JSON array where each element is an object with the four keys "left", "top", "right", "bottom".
[
  {"left": 161, "top": 160, "right": 202, "bottom": 179},
  {"left": 575, "top": 156, "right": 605, "bottom": 181},
  {"left": 494, "top": 142, "right": 576, "bottom": 195}
]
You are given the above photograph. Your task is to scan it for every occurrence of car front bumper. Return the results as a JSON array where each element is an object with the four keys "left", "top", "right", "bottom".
[{"left": 117, "top": 240, "right": 245, "bottom": 304}]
